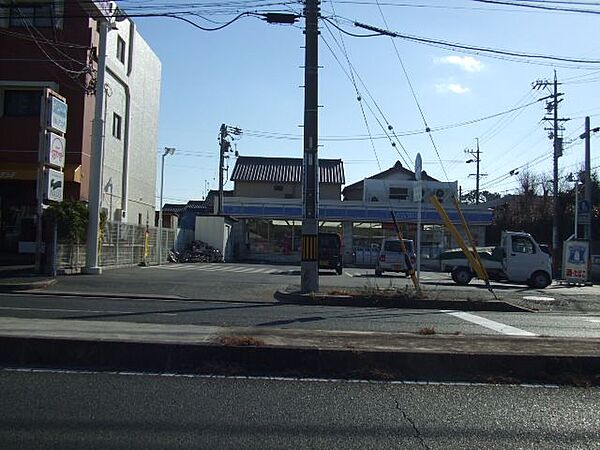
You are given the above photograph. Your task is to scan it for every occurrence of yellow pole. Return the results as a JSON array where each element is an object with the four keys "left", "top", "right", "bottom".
[{"left": 390, "top": 211, "right": 422, "bottom": 297}]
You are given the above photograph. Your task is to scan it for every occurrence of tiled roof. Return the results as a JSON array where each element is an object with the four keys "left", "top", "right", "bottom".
[
  {"left": 161, "top": 203, "right": 186, "bottom": 214},
  {"left": 343, "top": 161, "right": 438, "bottom": 194},
  {"left": 231, "top": 156, "right": 345, "bottom": 184}
]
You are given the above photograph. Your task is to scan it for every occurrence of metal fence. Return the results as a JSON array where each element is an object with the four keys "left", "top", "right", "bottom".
[{"left": 56, "top": 222, "right": 176, "bottom": 272}]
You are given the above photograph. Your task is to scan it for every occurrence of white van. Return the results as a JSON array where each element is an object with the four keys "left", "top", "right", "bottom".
[{"left": 375, "top": 237, "right": 416, "bottom": 277}]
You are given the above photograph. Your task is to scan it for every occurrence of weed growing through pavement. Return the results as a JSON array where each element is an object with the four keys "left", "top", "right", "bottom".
[
  {"left": 416, "top": 327, "right": 436, "bottom": 335},
  {"left": 217, "top": 336, "right": 264, "bottom": 347}
]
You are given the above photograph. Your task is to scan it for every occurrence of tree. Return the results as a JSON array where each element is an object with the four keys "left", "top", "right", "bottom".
[
  {"left": 461, "top": 190, "right": 501, "bottom": 205},
  {"left": 44, "top": 201, "right": 88, "bottom": 244}
]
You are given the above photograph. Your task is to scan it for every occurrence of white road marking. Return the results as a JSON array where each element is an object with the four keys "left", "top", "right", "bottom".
[
  {"left": 586, "top": 318, "right": 600, "bottom": 323},
  {"left": 442, "top": 310, "right": 537, "bottom": 336},
  {"left": 228, "top": 267, "right": 259, "bottom": 273},
  {"left": 523, "top": 296, "right": 555, "bottom": 302},
  {"left": 344, "top": 272, "right": 353, "bottom": 277},
  {"left": 0, "top": 368, "right": 559, "bottom": 388}
]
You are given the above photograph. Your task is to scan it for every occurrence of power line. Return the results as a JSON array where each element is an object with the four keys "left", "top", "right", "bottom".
[
  {"left": 328, "top": 18, "right": 600, "bottom": 68},
  {"left": 321, "top": 20, "right": 412, "bottom": 165},
  {"left": 322, "top": 1, "right": 383, "bottom": 170},
  {"left": 372, "top": 0, "right": 449, "bottom": 179},
  {"left": 472, "top": 0, "right": 600, "bottom": 15}
]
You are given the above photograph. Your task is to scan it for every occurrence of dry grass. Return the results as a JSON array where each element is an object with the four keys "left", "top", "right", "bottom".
[
  {"left": 416, "top": 326, "right": 436, "bottom": 335},
  {"left": 216, "top": 336, "right": 264, "bottom": 347},
  {"left": 325, "top": 284, "right": 424, "bottom": 300}
]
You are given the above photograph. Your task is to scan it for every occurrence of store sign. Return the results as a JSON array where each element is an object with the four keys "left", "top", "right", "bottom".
[
  {"left": 45, "top": 132, "right": 66, "bottom": 169},
  {"left": 578, "top": 200, "right": 591, "bottom": 225},
  {"left": 562, "top": 240, "right": 589, "bottom": 283},
  {"left": 47, "top": 95, "right": 68, "bottom": 133},
  {"left": 44, "top": 168, "right": 64, "bottom": 202}
]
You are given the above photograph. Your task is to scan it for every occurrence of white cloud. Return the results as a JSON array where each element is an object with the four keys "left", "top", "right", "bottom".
[
  {"left": 436, "top": 55, "right": 483, "bottom": 73},
  {"left": 435, "top": 82, "right": 470, "bottom": 94}
]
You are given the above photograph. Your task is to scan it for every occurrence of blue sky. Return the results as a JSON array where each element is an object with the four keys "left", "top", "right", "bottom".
[{"left": 129, "top": 0, "right": 600, "bottom": 205}]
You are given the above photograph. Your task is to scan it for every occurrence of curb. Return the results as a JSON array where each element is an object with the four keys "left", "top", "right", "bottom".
[
  {"left": 1, "top": 335, "right": 598, "bottom": 386},
  {"left": 0, "top": 278, "right": 57, "bottom": 292},
  {"left": 274, "top": 290, "right": 534, "bottom": 313}
]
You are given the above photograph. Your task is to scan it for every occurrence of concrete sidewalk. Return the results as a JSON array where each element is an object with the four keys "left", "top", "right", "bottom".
[{"left": 1, "top": 317, "right": 599, "bottom": 385}]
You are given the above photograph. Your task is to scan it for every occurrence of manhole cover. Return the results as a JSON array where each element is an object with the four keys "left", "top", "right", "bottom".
[{"left": 523, "top": 296, "right": 555, "bottom": 302}]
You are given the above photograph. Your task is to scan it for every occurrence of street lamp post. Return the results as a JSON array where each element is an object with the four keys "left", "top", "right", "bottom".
[{"left": 158, "top": 147, "right": 175, "bottom": 265}]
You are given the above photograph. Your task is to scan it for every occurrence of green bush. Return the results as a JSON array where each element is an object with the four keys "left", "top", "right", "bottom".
[{"left": 44, "top": 201, "right": 89, "bottom": 244}]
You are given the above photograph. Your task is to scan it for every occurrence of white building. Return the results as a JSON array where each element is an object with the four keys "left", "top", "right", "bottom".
[{"left": 100, "top": 13, "right": 161, "bottom": 226}]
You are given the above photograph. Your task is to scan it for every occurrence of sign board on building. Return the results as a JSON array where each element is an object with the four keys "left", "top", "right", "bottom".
[
  {"left": 44, "top": 168, "right": 64, "bottom": 202},
  {"left": 45, "top": 132, "right": 66, "bottom": 169},
  {"left": 47, "top": 95, "right": 68, "bottom": 134},
  {"left": 562, "top": 240, "right": 589, "bottom": 283}
]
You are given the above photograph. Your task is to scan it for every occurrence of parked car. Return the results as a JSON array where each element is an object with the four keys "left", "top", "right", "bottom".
[
  {"left": 319, "top": 232, "right": 343, "bottom": 275},
  {"left": 375, "top": 237, "right": 415, "bottom": 277}
]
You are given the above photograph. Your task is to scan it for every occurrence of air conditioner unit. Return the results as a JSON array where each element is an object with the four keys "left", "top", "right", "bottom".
[
  {"left": 424, "top": 183, "right": 457, "bottom": 204},
  {"left": 114, "top": 208, "right": 126, "bottom": 222}
]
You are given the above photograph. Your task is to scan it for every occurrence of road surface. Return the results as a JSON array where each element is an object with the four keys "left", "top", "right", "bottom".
[
  {"left": 1, "top": 369, "right": 598, "bottom": 449},
  {"left": 1, "top": 292, "right": 600, "bottom": 338}
]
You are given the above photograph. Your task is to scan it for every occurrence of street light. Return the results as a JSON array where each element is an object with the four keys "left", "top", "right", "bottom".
[{"left": 158, "top": 147, "right": 175, "bottom": 265}]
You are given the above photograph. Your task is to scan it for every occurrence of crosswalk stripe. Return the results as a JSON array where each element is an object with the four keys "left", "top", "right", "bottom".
[
  {"left": 221, "top": 266, "right": 245, "bottom": 272},
  {"left": 229, "top": 267, "right": 259, "bottom": 273}
]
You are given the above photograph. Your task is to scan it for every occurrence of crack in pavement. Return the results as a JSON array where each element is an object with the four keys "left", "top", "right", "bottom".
[{"left": 394, "top": 399, "right": 431, "bottom": 450}]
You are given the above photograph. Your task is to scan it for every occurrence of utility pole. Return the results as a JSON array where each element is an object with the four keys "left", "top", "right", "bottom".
[
  {"left": 218, "top": 124, "right": 229, "bottom": 215},
  {"left": 534, "top": 71, "right": 568, "bottom": 273},
  {"left": 301, "top": 0, "right": 320, "bottom": 293},
  {"left": 85, "top": 19, "right": 110, "bottom": 275},
  {"left": 465, "top": 138, "right": 486, "bottom": 204},
  {"left": 217, "top": 124, "right": 241, "bottom": 215},
  {"left": 580, "top": 117, "right": 600, "bottom": 282}
]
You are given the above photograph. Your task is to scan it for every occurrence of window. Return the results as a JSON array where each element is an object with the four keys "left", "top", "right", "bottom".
[
  {"left": 9, "top": 4, "right": 53, "bottom": 27},
  {"left": 3, "top": 90, "right": 41, "bottom": 116},
  {"left": 116, "top": 36, "right": 126, "bottom": 64},
  {"left": 512, "top": 236, "right": 535, "bottom": 254},
  {"left": 112, "top": 113, "right": 122, "bottom": 139},
  {"left": 389, "top": 187, "right": 409, "bottom": 200}
]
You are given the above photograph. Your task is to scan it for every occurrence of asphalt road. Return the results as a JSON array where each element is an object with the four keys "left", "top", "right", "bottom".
[
  {"left": 2, "top": 292, "right": 600, "bottom": 338},
  {"left": 44, "top": 263, "right": 600, "bottom": 310},
  {"left": 1, "top": 369, "right": 598, "bottom": 449}
]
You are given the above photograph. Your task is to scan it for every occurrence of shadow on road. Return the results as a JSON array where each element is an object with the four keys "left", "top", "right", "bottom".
[{"left": 58, "top": 302, "right": 276, "bottom": 321}]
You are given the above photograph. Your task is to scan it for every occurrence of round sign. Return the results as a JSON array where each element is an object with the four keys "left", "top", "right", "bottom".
[
  {"left": 415, "top": 153, "right": 422, "bottom": 181},
  {"left": 49, "top": 134, "right": 65, "bottom": 168}
]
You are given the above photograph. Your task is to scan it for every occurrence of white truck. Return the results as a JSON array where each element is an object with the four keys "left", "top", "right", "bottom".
[{"left": 439, "top": 231, "right": 552, "bottom": 289}]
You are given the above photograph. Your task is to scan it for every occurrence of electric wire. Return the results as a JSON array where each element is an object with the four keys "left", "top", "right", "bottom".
[
  {"left": 372, "top": 0, "right": 449, "bottom": 180},
  {"left": 472, "top": 0, "right": 600, "bottom": 15},
  {"left": 324, "top": 16, "right": 600, "bottom": 69},
  {"left": 323, "top": 0, "right": 382, "bottom": 170},
  {"left": 321, "top": 20, "right": 412, "bottom": 165}
]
